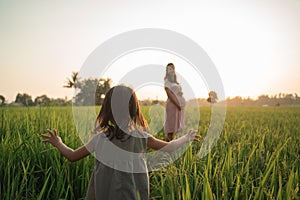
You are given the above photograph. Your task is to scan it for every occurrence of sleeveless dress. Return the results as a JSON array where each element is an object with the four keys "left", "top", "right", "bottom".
[
  {"left": 164, "top": 79, "right": 186, "bottom": 133},
  {"left": 85, "top": 131, "right": 151, "bottom": 200}
]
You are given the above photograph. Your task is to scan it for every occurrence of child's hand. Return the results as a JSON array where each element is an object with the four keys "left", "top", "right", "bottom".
[
  {"left": 41, "top": 129, "right": 62, "bottom": 147},
  {"left": 186, "top": 129, "right": 201, "bottom": 142}
]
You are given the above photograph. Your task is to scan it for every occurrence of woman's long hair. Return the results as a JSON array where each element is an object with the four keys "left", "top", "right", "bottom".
[
  {"left": 164, "top": 63, "right": 179, "bottom": 84},
  {"left": 94, "top": 85, "right": 148, "bottom": 140}
]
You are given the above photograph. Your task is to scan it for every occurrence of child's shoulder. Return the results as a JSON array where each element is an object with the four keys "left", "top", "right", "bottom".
[
  {"left": 131, "top": 130, "right": 153, "bottom": 139},
  {"left": 131, "top": 130, "right": 147, "bottom": 136},
  {"left": 89, "top": 131, "right": 108, "bottom": 143},
  {"left": 91, "top": 130, "right": 153, "bottom": 144}
]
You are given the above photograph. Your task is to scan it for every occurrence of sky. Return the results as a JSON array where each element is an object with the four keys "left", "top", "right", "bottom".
[{"left": 0, "top": 0, "right": 300, "bottom": 102}]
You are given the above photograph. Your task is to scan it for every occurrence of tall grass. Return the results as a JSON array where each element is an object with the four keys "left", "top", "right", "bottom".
[{"left": 0, "top": 106, "right": 299, "bottom": 199}]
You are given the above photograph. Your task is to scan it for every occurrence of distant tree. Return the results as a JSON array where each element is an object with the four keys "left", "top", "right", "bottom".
[
  {"left": 64, "top": 72, "right": 111, "bottom": 106},
  {"left": 243, "top": 96, "right": 254, "bottom": 106},
  {"left": 139, "top": 99, "right": 152, "bottom": 106},
  {"left": 230, "top": 96, "right": 243, "bottom": 105},
  {"left": 15, "top": 93, "right": 34, "bottom": 106},
  {"left": 207, "top": 91, "right": 218, "bottom": 103},
  {"left": 257, "top": 94, "right": 270, "bottom": 105},
  {"left": 97, "top": 78, "right": 111, "bottom": 102},
  {"left": 50, "top": 98, "right": 71, "bottom": 106},
  {"left": 0, "top": 95, "right": 5, "bottom": 106},
  {"left": 75, "top": 78, "right": 99, "bottom": 105},
  {"left": 75, "top": 78, "right": 112, "bottom": 105},
  {"left": 285, "top": 94, "right": 294, "bottom": 99},
  {"left": 284, "top": 93, "right": 295, "bottom": 105},
  {"left": 35, "top": 95, "right": 50, "bottom": 106}
]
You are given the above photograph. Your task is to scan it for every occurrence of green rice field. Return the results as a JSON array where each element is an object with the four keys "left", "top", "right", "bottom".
[{"left": 0, "top": 106, "right": 299, "bottom": 199}]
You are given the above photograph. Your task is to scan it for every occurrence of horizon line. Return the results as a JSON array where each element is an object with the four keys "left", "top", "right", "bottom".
[{"left": 2, "top": 91, "right": 300, "bottom": 104}]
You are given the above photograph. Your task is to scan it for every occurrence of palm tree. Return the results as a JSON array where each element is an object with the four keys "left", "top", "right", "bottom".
[
  {"left": 64, "top": 71, "right": 112, "bottom": 105},
  {"left": 64, "top": 71, "right": 81, "bottom": 89}
]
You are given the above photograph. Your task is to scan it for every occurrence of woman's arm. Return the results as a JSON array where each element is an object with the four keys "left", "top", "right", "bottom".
[
  {"left": 148, "top": 130, "right": 199, "bottom": 153},
  {"left": 41, "top": 129, "right": 92, "bottom": 162},
  {"left": 165, "top": 87, "right": 181, "bottom": 110}
]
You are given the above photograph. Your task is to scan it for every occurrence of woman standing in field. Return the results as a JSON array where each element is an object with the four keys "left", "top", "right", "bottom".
[
  {"left": 41, "top": 85, "right": 198, "bottom": 200},
  {"left": 164, "top": 63, "right": 186, "bottom": 141}
]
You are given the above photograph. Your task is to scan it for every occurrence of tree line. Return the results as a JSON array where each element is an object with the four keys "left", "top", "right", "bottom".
[
  {"left": 187, "top": 93, "right": 300, "bottom": 106},
  {"left": 1, "top": 91, "right": 300, "bottom": 107},
  {"left": 0, "top": 72, "right": 112, "bottom": 107},
  {"left": 0, "top": 71, "right": 299, "bottom": 107},
  {"left": 225, "top": 93, "right": 300, "bottom": 106}
]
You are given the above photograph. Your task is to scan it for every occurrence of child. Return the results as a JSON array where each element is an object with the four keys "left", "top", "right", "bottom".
[{"left": 41, "top": 85, "right": 199, "bottom": 200}]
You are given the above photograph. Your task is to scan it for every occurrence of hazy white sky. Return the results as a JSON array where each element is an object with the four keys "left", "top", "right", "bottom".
[{"left": 1, "top": 0, "right": 300, "bottom": 102}]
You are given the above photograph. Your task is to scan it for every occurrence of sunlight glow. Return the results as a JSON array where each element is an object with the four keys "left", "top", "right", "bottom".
[{"left": 0, "top": 0, "right": 299, "bottom": 102}]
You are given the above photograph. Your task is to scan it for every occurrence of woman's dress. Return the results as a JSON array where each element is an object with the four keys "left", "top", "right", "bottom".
[{"left": 164, "top": 79, "right": 186, "bottom": 133}]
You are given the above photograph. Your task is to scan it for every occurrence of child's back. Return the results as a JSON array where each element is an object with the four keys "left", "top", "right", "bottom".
[{"left": 86, "top": 130, "right": 150, "bottom": 200}]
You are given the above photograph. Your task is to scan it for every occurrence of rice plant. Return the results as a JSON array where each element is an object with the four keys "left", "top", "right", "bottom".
[{"left": 0, "top": 106, "right": 299, "bottom": 199}]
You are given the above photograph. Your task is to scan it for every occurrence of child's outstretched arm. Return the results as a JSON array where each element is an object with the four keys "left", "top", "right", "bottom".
[
  {"left": 41, "top": 129, "right": 92, "bottom": 162},
  {"left": 148, "top": 130, "right": 200, "bottom": 153}
]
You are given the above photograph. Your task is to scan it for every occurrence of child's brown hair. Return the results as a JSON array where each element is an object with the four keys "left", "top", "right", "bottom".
[{"left": 94, "top": 85, "right": 148, "bottom": 140}]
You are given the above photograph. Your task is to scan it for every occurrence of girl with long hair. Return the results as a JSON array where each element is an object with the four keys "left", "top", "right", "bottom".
[{"left": 41, "top": 85, "right": 198, "bottom": 200}]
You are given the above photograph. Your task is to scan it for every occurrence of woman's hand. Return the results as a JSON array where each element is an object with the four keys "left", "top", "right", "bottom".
[
  {"left": 185, "top": 129, "right": 201, "bottom": 142},
  {"left": 41, "top": 129, "right": 62, "bottom": 147}
]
